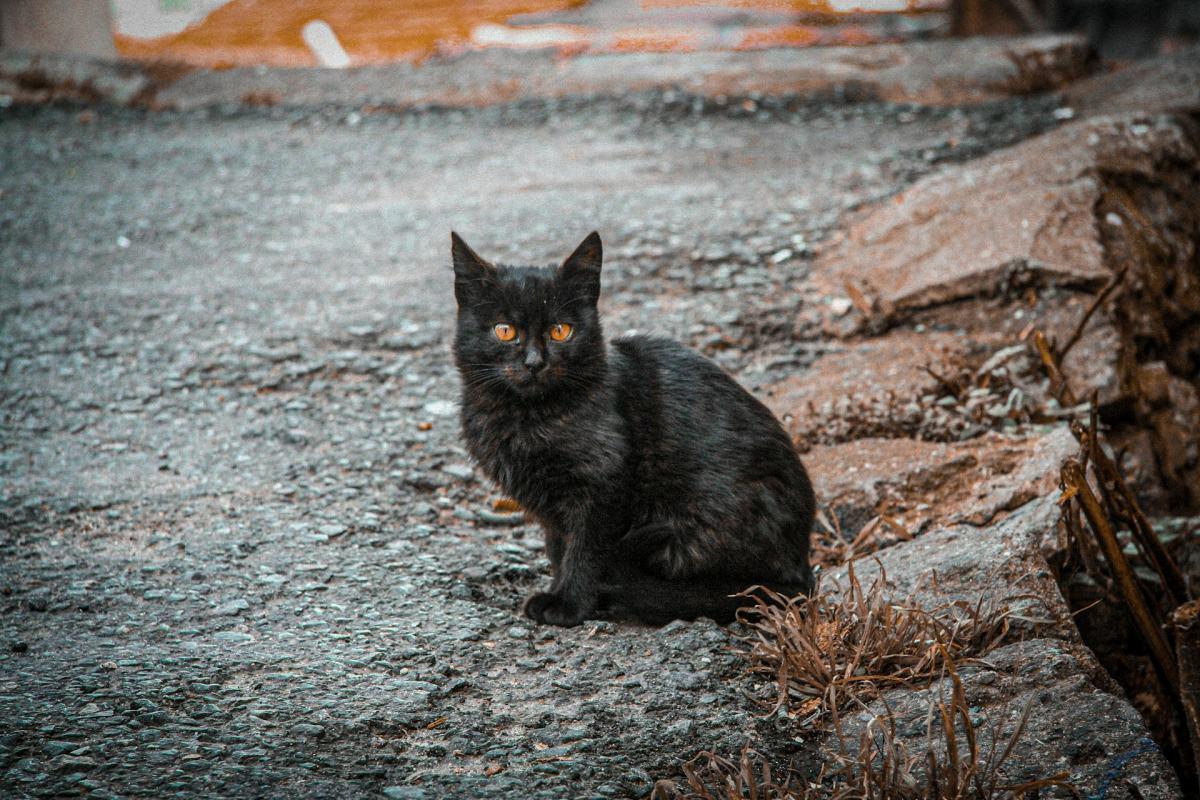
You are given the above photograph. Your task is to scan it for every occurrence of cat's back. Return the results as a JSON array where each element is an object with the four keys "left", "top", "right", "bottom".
[
  {"left": 610, "top": 334, "right": 792, "bottom": 450},
  {"left": 611, "top": 334, "right": 770, "bottom": 415},
  {"left": 609, "top": 333, "right": 813, "bottom": 564},
  {"left": 611, "top": 334, "right": 721, "bottom": 385}
]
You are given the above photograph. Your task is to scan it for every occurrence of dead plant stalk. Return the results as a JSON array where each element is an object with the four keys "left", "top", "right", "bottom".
[{"left": 1060, "top": 458, "right": 1180, "bottom": 693}]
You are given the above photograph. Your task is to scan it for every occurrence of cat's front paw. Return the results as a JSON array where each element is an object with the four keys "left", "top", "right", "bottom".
[{"left": 522, "top": 591, "right": 587, "bottom": 627}]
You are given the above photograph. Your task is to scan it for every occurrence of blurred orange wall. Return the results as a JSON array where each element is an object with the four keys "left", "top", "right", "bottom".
[{"left": 115, "top": 0, "right": 586, "bottom": 67}]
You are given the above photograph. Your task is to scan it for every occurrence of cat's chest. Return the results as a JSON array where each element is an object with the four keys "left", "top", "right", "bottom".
[
  {"left": 461, "top": 405, "right": 625, "bottom": 494},
  {"left": 464, "top": 413, "right": 576, "bottom": 474}
]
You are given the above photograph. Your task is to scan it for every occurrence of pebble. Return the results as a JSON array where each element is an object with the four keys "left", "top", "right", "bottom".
[
  {"left": 215, "top": 598, "right": 251, "bottom": 615},
  {"left": 441, "top": 463, "right": 475, "bottom": 481},
  {"left": 477, "top": 510, "right": 525, "bottom": 526},
  {"left": 422, "top": 400, "right": 457, "bottom": 418},
  {"left": 667, "top": 671, "right": 705, "bottom": 690},
  {"left": 666, "top": 720, "right": 693, "bottom": 737},
  {"left": 383, "top": 788, "right": 427, "bottom": 800}
]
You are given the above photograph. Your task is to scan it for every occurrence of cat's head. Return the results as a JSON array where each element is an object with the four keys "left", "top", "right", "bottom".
[{"left": 451, "top": 232, "right": 606, "bottom": 399}]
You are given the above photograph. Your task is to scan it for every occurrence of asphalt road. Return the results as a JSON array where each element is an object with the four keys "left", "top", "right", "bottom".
[{"left": 0, "top": 94, "right": 1062, "bottom": 798}]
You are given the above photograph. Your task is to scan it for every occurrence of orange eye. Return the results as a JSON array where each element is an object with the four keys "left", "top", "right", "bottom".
[
  {"left": 493, "top": 323, "right": 517, "bottom": 342},
  {"left": 549, "top": 323, "right": 573, "bottom": 342}
]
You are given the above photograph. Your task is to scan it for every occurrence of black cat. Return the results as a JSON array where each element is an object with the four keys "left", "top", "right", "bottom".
[{"left": 451, "top": 231, "right": 815, "bottom": 627}]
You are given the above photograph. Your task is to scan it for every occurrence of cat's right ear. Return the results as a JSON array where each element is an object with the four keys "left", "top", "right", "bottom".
[
  {"left": 558, "top": 231, "right": 602, "bottom": 305},
  {"left": 451, "top": 232, "right": 496, "bottom": 306}
]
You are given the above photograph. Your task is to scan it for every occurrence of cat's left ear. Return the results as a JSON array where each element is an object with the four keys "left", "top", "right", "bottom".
[{"left": 558, "top": 231, "right": 602, "bottom": 304}]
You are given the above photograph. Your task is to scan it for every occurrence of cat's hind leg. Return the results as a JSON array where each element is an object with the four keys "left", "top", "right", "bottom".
[
  {"left": 616, "top": 521, "right": 714, "bottom": 579},
  {"left": 611, "top": 521, "right": 813, "bottom": 625}
]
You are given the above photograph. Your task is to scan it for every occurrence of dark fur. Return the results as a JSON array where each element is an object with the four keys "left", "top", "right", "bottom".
[{"left": 451, "top": 231, "right": 814, "bottom": 626}]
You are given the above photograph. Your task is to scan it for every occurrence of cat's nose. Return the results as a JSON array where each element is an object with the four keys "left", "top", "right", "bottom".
[{"left": 524, "top": 348, "right": 546, "bottom": 374}]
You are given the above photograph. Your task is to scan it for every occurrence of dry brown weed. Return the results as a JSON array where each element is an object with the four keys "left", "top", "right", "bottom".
[{"left": 737, "top": 564, "right": 1022, "bottom": 725}]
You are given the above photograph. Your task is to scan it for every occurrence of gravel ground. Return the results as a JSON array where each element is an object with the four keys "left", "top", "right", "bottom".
[{"left": 1, "top": 94, "right": 1065, "bottom": 798}]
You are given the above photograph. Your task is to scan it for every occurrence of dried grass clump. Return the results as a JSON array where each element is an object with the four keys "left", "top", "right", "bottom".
[
  {"left": 739, "top": 565, "right": 1021, "bottom": 725},
  {"left": 652, "top": 667, "right": 1071, "bottom": 800},
  {"left": 653, "top": 746, "right": 801, "bottom": 800}
]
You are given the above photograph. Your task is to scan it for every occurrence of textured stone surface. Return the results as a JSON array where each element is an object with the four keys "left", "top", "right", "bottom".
[
  {"left": 1068, "top": 44, "right": 1200, "bottom": 118},
  {"left": 816, "top": 114, "right": 1196, "bottom": 312},
  {"left": 762, "top": 331, "right": 966, "bottom": 432},
  {"left": 804, "top": 425, "right": 1077, "bottom": 535},
  {"left": 823, "top": 497, "right": 1182, "bottom": 798}
]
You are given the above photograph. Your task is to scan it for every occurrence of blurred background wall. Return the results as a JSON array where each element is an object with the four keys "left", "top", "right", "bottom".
[
  {"left": 0, "top": 0, "right": 1196, "bottom": 63},
  {"left": 0, "top": 0, "right": 117, "bottom": 59}
]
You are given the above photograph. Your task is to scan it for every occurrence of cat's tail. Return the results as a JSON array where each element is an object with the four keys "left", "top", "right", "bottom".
[{"left": 600, "top": 571, "right": 812, "bottom": 626}]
